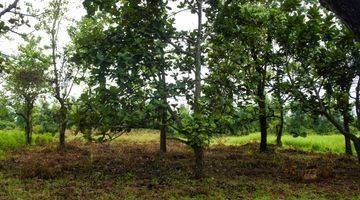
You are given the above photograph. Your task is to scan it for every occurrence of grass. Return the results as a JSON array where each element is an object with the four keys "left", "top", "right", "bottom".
[
  {"left": 0, "top": 129, "right": 54, "bottom": 158},
  {"left": 214, "top": 133, "right": 353, "bottom": 154},
  {"left": 116, "top": 129, "right": 353, "bottom": 154},
  {"left": 117, "top": 129, "right": 160, "bottom": 143},
  {"left": 0, "top": 128, "right": 351, "bottom": 155}
]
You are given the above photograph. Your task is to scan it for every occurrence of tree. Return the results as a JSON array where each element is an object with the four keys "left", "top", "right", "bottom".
[
  {"left": 72, "top": 0, "right": 163, "bottom": 144},
  {"left": 277, "top": 1, "right": 360, "bottom": 160},
  {"left": 209, "top": 1, "right": 283, "bottom": 152},
  {"left": 271, "top": 69, "right": 291, "bottom": 147},
  {"left": 37, "top": 0, "right": 78, "bottom": 149},
  {"left": 5, "top": 37, "right": 50, "bottom": 145}
]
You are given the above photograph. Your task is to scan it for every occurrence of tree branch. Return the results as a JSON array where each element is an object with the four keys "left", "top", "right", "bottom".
[{"left": 0, "top": 0, "right": 20, "bottom": 18}]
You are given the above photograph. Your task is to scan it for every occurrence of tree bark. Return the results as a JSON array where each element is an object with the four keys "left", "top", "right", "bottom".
[
  {"left": 59, "top": 102, "right": 67, "bottom": 149},
  {"left": 356, "top": 77, "right": 360, "bottom": 130},
  {"left": 159, "top": 64, "right": 167, "bottom": 153},
  {"left": 276, "top": 104, "right": 284, "bottom": 147},
  {"left": 191, "top": 0, "right": 205, "bottom": 178},
  {"left": 24, "top": 101, "right": 33, "bottom": 145},
  {"left": 193, "top": 144, "right": 204, "bottom": 179},
  {"left": 319, "top": 0, "right": 360, "bottom": 40},
  {"left": 353, "top": 138, "right": 360, "bottom": 163},
  {"left": 257, "top": 66, "right": 267, "bottom": 152},
  {"left": 193, "top": 0, "right": 203, "bottom": 114},
  {"left": 50, "top": 0, "right": 68, "bottom": 150},
  {"left": 275, "top": 73, "right": 284, "bottom": 147},
  {"left": 25, "top": 117, "right": 32, "bottom": 145},
  {"left": 342, "top": 106, "right": 352, "bottom": 155},
  {"left": 322, "top": 110, "right": 360, "bottom": 162},
  {"left": 338, "top": 84, "right": 353, "bottom": 155}
]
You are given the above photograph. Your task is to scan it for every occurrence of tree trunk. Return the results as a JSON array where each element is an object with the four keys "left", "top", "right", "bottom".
[
  {"left": 319, "top": 0, "right": 360, "bottom": 40},
  {"left": 259, "top": 105, "right": 267, "bottom": 152},
  {"left": 193, "top": 0, "right": 203, "bottom": 114},
  {"left": 59, "top": 103, "right": 67, "bottom": 150},
  {"left": 189, "top": 0, "right": 205, "bottom": 178},
  {"left": 257, "top": 68, "right": 267, "bottom": 152},
  {"left": 159, "top": 65, "right": 167, "bottom": 153},
  {"left": 276, "top": 106, "right": 284, "bottom": 147},
  {"left": 353, "top": 137, "right": 360, "bottom": 163},
  {"left": 339, "top": 84, "right": 352, "bottom": 155},
  {"left": 356, "top": 77, "right": 360, "bottom": 130},
  {"left": 160, "top": 122, "right": 166, "bottom": 152},
  {"left": 24, "top": 101, "right": 33, "bottom": 146},
  {"left": 25, "top": 117, "right": 32, "bottom": 145},
  {"left": 322, "top": 110, "right": 360, "bottom": 163},
  {"left": 193, "top": 144, "right": 204, "bottom": 179},
  {"left": 343, "top": 109, "right": 352, "bottom": 155}
]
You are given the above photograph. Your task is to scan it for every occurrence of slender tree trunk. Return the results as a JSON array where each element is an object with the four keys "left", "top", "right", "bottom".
[
  {"left": 98, "top": 68, "right": 107, "bottom": 141},
  {"left": 322, "top": 109, "right": 360, "bottom": 163},
  {"left": 159, "top": 64, "right": 167, "bottom": 153},
  {"left": 343, "top": 109, "right": 352, "bottom": 155},
  {"left": 355, "top": 77, "right": 360, "bottom": 130},
  {"left": 259, "top": 100, "right": 267, "bottom": 152},
  {"left": 353, "top": 137, "right": 360, "bottom": 163},
  {"left": 193, "top": 144, "right": 204, "bottom": 179},
  {"left": 275, "top": 67, "right": 284, "bottom": 147},
  {"left": 50, "top": 0, "right": 67, "bottom": 150},
  {"left": 276, "top": 105, "right": 284, "bottom": 147},
  {"left": 25, "top": 117, "right": 32, "bottom": 145},
  {"left": 257, "top": 68, "right": 267, "bottom": 152},
  {"left": 59, "top": 102, "right": 67, "bottom": 149},
  {"left": 24, "top": 102, "right": 33, "bottom": 145},
  {"left": 339, "top": 85, "right": 352, "bottom": 155},
  {"left": 194, "top": 0, "right": 202, "bottom": 114},
  {"left": 192, "top": 0, "right": 204, "bottom": 179}
]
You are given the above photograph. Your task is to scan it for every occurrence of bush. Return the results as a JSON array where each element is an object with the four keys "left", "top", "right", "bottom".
[{"left": 0, "top": 121, "right": 16, "bottom": 130}]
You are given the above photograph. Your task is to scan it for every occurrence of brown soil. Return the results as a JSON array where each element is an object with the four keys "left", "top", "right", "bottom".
[{"left": 0, "top": 140, "right": 359, "bottom": 199}]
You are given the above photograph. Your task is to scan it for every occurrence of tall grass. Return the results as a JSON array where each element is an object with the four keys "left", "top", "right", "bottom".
[
  {"left": 0, "top": 130, "right": 54, "bottom": 157},
  {"left": 214, "top": 133, "right": 351, "bottom": 154}
]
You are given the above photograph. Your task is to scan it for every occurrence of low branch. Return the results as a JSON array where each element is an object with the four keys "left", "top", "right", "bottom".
[
  {"left": 166, "top": 39, "right": 194, "bottom": 57},
  {"left": 168, "top": 137, "right": 189, "bottom": 145}
]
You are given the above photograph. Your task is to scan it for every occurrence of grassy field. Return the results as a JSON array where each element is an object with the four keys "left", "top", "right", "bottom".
[
  {"left": 116, "top": 130, "right": 351, "bottom": 154},
  {"left": 0, "top": 129, "right": 353, "bottom": 155},
  {"left": 214, "top": 133, "right": 352, "bottom": 154}
]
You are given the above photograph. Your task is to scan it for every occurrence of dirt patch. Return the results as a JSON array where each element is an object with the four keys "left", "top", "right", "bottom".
[{"left": 0, "top": 140, "right": 359, "bottom": 199}]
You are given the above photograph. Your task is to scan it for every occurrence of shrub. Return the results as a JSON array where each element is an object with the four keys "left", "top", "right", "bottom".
[{"left": 0, "top": 121, "right": 16, "bottom": 130}]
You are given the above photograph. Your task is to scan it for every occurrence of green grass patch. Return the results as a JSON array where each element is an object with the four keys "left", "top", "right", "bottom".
[
  {"left": 0, "top": 129, "right": 54, "bottom": 153},
  {"left": 214, "top": 133, "right": 352, "bottom": 154},
  {"left": 117, "top": 129, "right": 160, "bottom": 143}
]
